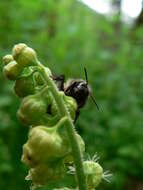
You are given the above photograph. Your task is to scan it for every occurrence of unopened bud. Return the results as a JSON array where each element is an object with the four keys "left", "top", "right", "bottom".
[
  {"left": 3, "top": 54, "right": 14, "bottom": 65},
  {"left": 83, "top": 160, "right": 103, "bottom": 189},
  {"left": 25, "top": 161, "right": 65, "bottom": 187},
  {"left": 3, "top": 61, "right": 22, "bottom": 80},
  {"left": 13, "top": 43, "right": 38, "bottom": 67},
  {"left": 22, "top": 125, "right": 72, "bottom": 166},
  {"left": 14, "top": 75, "right": 35, "bottom": 97}
]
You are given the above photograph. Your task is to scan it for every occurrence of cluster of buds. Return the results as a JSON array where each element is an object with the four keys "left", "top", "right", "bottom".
[{"left": 2, "top": 44, "right": 110, "bottom": 190}]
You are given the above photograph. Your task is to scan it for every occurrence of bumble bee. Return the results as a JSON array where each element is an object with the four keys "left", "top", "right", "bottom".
[{"left": 52, "top": 67, "right": 99, "bottom": 123}]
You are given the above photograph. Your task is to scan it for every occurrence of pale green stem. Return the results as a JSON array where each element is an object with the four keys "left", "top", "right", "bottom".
[{"left": 38, "top": 63, "right": 88, "bottom": 190}]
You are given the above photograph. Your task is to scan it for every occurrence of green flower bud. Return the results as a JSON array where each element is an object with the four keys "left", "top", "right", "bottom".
[
  {"left": 3, "top": 61, "right": 22, "bottom": 80},
  {"left": 3, "top": 54, "right": 14, "bottom": 65},
  {"left": 17, "top": 95, "right": 47, "bottom": 126},
  {"left": 17, "top": 89, "right": 49, "bottom": 125},
  {"left": 13, "top": 43, "right": 38, "bottom": 67},
  {"left": 17, "top": 87, "right": 60, "bottom": 126},
  {"left": 14, "top": 65, "right": 51, "bottom": 98},
  {"left": 26, "top": 161, "right": 65, "bottom": 186},
  {"left": 21, "top": 125, "right": 70, "bottom": 166},
  {"left": 13, "top": 43, "right": 27, "bottom": 57},
  {"left": 14, "top": 75, "right": 35, "bottom": 97},
  {"left": 83, "top": 161, "right": 103, "bottom": 189}
]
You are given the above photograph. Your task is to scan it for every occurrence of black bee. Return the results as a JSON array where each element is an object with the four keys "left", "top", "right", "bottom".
[{"left": 52, "top": 67, "right": 99, "bottom": 123}]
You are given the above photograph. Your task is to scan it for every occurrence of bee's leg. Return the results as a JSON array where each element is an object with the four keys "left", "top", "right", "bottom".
[
  {"left": 52, "top": 75, "right": 65, "bottom": 91},
  {"left": 74, "top": 109, "right": 80, "bottom": 123}
]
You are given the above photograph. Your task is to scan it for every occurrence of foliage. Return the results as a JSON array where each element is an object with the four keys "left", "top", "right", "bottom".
[{"left": 0, "top": 0, "right": 143, "bottom": 190}]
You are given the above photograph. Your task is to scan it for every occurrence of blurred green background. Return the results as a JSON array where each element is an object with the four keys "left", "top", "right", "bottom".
[{"left": 0, "top": 0, "right": 143, "bottom": 189}]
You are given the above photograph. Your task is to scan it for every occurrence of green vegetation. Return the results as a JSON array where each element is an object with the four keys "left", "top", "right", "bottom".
[{"left": 0, "top": 0, "right": 143, "bottom": 190}]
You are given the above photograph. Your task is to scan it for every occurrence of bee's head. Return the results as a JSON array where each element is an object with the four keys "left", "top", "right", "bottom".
[
  {"left": 64, "top": 67, "right": 99, "bottom": 110},
  {"left": 64, "top": 79, "right": 90, "bottom": 108},
  {"left": 74, "top": 80, "right": 89, "bottom": 92}
]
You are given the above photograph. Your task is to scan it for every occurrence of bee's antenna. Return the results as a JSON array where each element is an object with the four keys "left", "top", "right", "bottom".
[
  {"left": 90, "top": 94, "right": 99, "bottom": 110},
  {"left": 84, "top": 67, "right": 88, "bottom": 84},
  {"left": 84, "top": 66, "right": 99, "bottom": 110}
]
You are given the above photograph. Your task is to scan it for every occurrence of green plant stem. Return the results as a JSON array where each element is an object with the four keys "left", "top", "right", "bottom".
[{"left": 39, "top": 63, "right": 88, "bottom": 190}]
